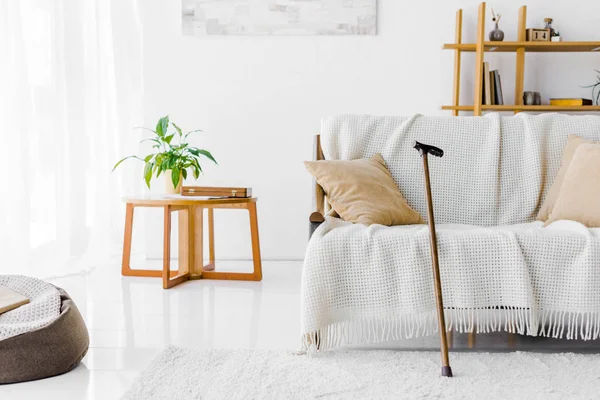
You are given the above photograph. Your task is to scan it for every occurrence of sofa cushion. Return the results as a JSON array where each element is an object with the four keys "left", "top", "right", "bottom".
[
  {"left": 537, "top": 135, "right": 597, "bottom": 222},
  {"left": 545, "top": 144, "right": 600, "bottom": 227},
  {"left": 304, "top": 153, "right": 423, "bottom": 226}
]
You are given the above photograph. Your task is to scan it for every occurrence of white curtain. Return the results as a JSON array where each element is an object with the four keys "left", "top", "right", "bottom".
[{"left": 0, "top": 0, "right": 145, "bottom": 277}]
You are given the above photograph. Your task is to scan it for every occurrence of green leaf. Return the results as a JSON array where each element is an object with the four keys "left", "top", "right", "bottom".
[
  {"left": 172, "top": 123, "right": 184, "bottom": 138},
  {"left": 113, "top": 155, "right": 141, "bottom": 171},
  {"left": 181, "top": 168, "right": 188, "bottom": 180},
  {"left": 171, "top": 167, "right": 180, "bottom": 188},
  {"left": 192, "top": 158, "right": 203, "bottom": 175},
  {"left": 156, "top": 116, "right": 169, "bottom": 137},
  {"left": 184, "top": 129, "right": 203, "bottom": 140},
  {"left": 197, "top": 149, "right": 217, "bottom": 164},
  {"left": 144, "top": 162, "right": 153, "bottom": 189},
  {"left": 164, "top": 134, "right": 175, "bottom": 144},
  {"left": 144, "top": 154, "right": 155, "bottom": 162},
  {"left": 192, "top": 166, "right": 200, "bottom": 180},
  {"left": 140, "top": 138, "right": 161, "bottom": 146}
]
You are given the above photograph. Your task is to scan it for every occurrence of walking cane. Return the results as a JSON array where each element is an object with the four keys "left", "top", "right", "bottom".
[{"left": 414, "top": 141, "right": 453, "bottom": 378}]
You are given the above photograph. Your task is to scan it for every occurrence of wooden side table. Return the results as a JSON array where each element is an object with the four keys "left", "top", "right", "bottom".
[{"left": 121, "top": 197, "right": 262, "bottom": 289}]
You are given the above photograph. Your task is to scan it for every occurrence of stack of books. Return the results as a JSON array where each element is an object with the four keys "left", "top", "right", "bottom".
[
  {"left": 549, "top": 98, "right": 593, "bottom": 106},
  {"left": 482, "top": 62, "right": 504, "bottom": 106}
]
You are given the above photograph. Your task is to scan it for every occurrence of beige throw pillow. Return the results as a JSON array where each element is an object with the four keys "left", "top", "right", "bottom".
[
  {"left": 537, "top": 135, "right": 597, "bottom": 221},
  {"left": 545, "top": 144, "right": 600, "bottom": 227},
  {"left": 304, "top": 153, "right": 424, "bottom": 226}
]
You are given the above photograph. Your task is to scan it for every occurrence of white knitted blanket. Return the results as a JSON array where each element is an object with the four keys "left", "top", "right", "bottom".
[
  {"left": 302, "top": 113, "right": 600, "bottom": 350},
  {"left": 0, "top": 276, "right": 61, "bottom": 341}
]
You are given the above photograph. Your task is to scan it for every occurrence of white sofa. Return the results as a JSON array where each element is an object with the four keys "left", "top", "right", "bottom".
[{"left": 303, "top": 113, "right": 600, "bottom": 351}]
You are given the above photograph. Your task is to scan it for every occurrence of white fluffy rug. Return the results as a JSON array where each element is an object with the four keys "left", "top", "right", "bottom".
[{"left": 123, "top": 347, "right": 600, "bottom": 399}]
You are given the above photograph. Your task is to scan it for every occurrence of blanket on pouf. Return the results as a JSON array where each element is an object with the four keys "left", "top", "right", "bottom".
[{"left": 302, "top": 113, "right": 600, "bottom": 350}]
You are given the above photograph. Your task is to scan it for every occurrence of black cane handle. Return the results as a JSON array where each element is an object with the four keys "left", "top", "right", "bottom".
[{"left": 414, "top": 141, "right": 444, "bottom": 158}]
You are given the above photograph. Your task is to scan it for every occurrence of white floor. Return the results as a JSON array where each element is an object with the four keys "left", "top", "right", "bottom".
[
  {"left": 3, "top": 260, "right": 599, "bottom": 399},
  {"left": 0, "top": 260, "right": 303, "bottom": 400}
]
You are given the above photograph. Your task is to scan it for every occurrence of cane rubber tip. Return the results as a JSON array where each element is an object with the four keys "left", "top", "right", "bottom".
[{"left": 441, "top": 366, "right": 453, "bottom": 377}]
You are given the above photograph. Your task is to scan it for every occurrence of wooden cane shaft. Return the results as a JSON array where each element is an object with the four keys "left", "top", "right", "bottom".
[{"left": 422, "top": 154, "right": 451, "bottom": 368}]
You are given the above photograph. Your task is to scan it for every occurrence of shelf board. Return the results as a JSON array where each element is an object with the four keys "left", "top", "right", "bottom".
[
  {"left": 443, "top": 41, "right": 600, "bottom": 52},
  {"left": 442, "top": 105, "right": 600, "bottom": 112}
]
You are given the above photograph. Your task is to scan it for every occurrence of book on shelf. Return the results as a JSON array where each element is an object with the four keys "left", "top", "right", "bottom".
[
  {"left": 493, "top": 70, "right": 504, "bottom": 105},
  {"left": 549, "top": 98, "right": 593, "bottom": 106},
  {"left": 489, "top": 70, "right": 496, "bottom": 105},
  {"left": 0, "top": 286, "right": 30, "bottom": 315},
  {"left": 483, "top": 62, "right": 492, "bottom": 105}
]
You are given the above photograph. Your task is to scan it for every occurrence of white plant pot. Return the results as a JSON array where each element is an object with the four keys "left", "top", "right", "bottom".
[
  {"left": 551, "top": 36, "right": 562, "bottom": 42},
  {"left": 164, "top": 171, "right": 183, "bottom": 195}
]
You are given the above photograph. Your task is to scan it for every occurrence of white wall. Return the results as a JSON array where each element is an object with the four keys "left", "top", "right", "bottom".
[{"left": 141, "top": 0, "right": 600, "bottom": 260}]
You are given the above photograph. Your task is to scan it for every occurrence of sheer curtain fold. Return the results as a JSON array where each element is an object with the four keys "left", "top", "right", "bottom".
[{"left": 1, "top": 0, "right": 144, "bottom": 277}]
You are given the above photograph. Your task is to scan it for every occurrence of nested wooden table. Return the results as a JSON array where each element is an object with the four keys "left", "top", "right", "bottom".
[{"left": 121, "top": 196, "right": 262, "bottom": 289}]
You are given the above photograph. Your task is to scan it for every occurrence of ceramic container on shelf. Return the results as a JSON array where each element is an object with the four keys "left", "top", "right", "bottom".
[
  {"left": 523, "top": 91, "right": 536, "bottom": 105},
  {"left": 489, "top": 23, "right": 505, "bottom": 41}
]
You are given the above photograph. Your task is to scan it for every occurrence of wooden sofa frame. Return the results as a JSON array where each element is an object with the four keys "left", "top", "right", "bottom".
[{"left": 309, "top": 135, "right": 327, "bottom": 237}]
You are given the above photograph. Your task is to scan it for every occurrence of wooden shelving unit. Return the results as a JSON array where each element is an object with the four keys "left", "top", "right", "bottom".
[{"left": 444, "top": 2, "right": 600, "bottom": 116}]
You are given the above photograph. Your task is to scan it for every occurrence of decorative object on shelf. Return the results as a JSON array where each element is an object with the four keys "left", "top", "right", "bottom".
[
  {"left": 550, "top": 98, "right": 593, "bottom": 106},
  {"left": 582, "top": 70, "right": 600, "bottom": 105},
  {"left": 526, "top": 28, "right": 551, "bottom": 41},
  {"left": 181, "top": 186, "right": 252, "bottom": 198},
  {"left": 181, "top": 0, "right": 377, "bottom": 36},
  {"left": 544, "top": 18, "right": 556, "bottom": 37},
  {"left": 551, "top": 32, "right": 562, "bottom": 42},
  {"left": 489, "top": 8, "right": 504, "bottom": 41},
  {"left": 523, "top": 91, "right": 536, "bottom": 105},
  {"left": 113, "top": 116, "right": 217, "bottom": 194},
  {"left": 523, "top": 91, "right": 541, "bottom": 105}
]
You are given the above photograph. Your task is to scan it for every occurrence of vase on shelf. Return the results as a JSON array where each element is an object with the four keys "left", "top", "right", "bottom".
[{"left": 489, "top": 23, "right": 504, "bottom": 41}]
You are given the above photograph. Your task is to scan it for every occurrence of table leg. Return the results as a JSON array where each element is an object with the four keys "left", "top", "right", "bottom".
[
  {"left": 121, "top": 203, "right": 135, "bottom": 276},
  {"left": 201, "top": 202, "right": 262, "bottom": 282},
  {"left": 192, "top": 206, "right": 205, "bottom": 277},
  {"left": 178, "top": 207, "right": 194, "bottom": 276},
  {"left": 248, "top": 202, "right": 263, "bottom": 281},
  {"left": 162, "top": 205, "right": 189, "bottom": 289},
  {"left": 162, "top": 205, "right": 172, "bottom": 289},
  {"left": 204, "top": 208, "right": 215, "bottom": 271},
  {"left": 121, "top": 204, "right": 161, "bottom": 278}
]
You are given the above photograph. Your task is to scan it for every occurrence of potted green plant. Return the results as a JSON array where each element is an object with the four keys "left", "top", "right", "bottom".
[
  {"left": 113, "top": 116, "right": 217, "bottom": 194},
  {"left": 582, "top": 70, "right": 600, "bottom": 105}
]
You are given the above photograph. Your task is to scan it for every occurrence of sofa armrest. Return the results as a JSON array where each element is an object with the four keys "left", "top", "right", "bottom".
[
  {"left": 309, "top": 211, "right": 325, "bottom": 238},
  {"left": 309, "top": 134, "right": 326, "bottom": 239}
]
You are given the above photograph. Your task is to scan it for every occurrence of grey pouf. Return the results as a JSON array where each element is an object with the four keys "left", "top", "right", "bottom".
[{"left": 0, "top": 287, "right": 89, "bottom": 384}]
